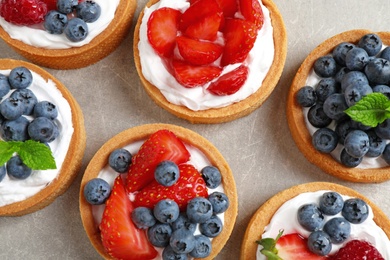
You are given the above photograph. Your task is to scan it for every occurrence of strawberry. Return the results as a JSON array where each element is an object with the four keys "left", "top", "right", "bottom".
[
  {"left": 134, "top": 163, "right": 208, "bottom": 211},
  {"left": 147, "top": 7, "right": 181, "bottom": 58},
  {"left": 0, "top": 0, "right": 48, "bottom": 25},
  {"left": 215, "top": 0, "right": 238, "bottom": 18},
  {"left": 240, "top": 0, "right": 264, "bottom": 29},
  {"left": 207, "top": 65, "right": 249, "bottom": 95},
  {"left": 183, "top": 12, "right": 222, "bottom": 41},
  {"left": 100, "top": 176, "right": 158, "bottom": 260},
  {"left": 329, "top": 240, "right": 384, "bottom": 260},
  {"left": 171, "top": 60, "right": 222, "bottom": 88},
  {"left": 221, "top": 18, "right": 258, "bottom": 66},
  {"left": 42, "top": 0, "right": 57, "bottom": 11},
  {"left": 176, "top": 36, "right": 223, "bottom": 66},
  {"left": 126, "top": 129, "right": 190, "bottom": 193}
]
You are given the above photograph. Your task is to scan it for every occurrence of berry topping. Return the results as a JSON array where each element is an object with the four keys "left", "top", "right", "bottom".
[
  {"left": 200, "top": 165, "right": 222, "bottom": 189},
  {"left": 42, "top": 0, "right": 57, "bottom": 11},
  {"left": 189, "top": 234, "right": 212, "bottom": 258},
  {"left": 239, "top": 0, "right": 264, "bottom": 29},
  {"left": 154, "top": 160, "right": 180, "bottom": 187},
  {"left": 108, "top": 148, "right": 132, "bottom": 173},
  {"left": 307, "top": 230, "right": 332, "bottom": 256},
  {"left": 0, "top": 0, "right": 47, "bottom": 26},
  {"left": 329, "top": 240, "right": 384, "bottom": 260},
  {"left": 131, "top": 207, "right": 156, "bottom": 230},
  {"left": 207, "top": 65, "right": 249, "bottom": 96},
  {"left": 153, "top": 199, "right": 180, "bottom": 224},
  {"left": 64, "top": 17, "right": 88, "bottom": 42},
  {"left": 7, "top": 155, "right": 32, "bottom": 180},
  {"left": 341, "top": 198, "right": 369, "bottom": 224},
  {"left": 76, "top": 1, "right": 101, "bottom": 23},
  {"left": 186, "top": 197, "right": 213, "bottom": 224},
  {"left": 184, "top": 12, "right": 222, "bottom": 41},
  {"left": 83, "top": 178, "right": 111, "bottom": 205},
  {"left": 199, "top": 215, "right": 223, "bottom": 238},
  {"left": 297, "top": 203, "right": 325, "bottom": 232},
  {"left": 147, "top": 223, "right": 172, "bottom": 247}
]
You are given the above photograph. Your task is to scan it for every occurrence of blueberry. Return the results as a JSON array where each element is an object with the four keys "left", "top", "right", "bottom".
[
  {"left": 57, "top": 0, "right": 78, "bottom": 14},
  {"left": 1, "top": 116, "right": 29, "bottom": 141},
  {"left": 323, "top": 217, "right": 351, "bottom": 244},
  {"left": 335, "top": 120, "right": 356, "bottom": 145},
  {"left": 340, "top": 71, "right": 368, "bottom": 92},
  {"left": 169, "top": 229, "right": 195, "bottom": 254},
  {"left": 334, "top": 67, "right": 350, "bottom": 84},
  {"left": 76, "top": 1, "right": 101, "bottom": 23},
  {"left": 131, "top": 207, "right": 156, "bottom": 229},
  {"left": 323, "top": 93, "right": 348, "bottom": 121},
  {"left": 372, "top": 84, "right": 390, "bottom": 98},
  {"left": 332, "top": 42, "right": 356, "bottom": 66},
  {"left": 296, "top": 86, "right": 317, "bottom": 107},
  {"left": 64, "top": 18, "right": 88, "bottom": 42},
  {"left": 350, "top": 119, "right": 372, "bottom": 131},
  {"left": 307, "top": 103, "right": 332, "bottom": 128},
  {"left": 44, "top": 10, "right": 68, "bottom": 34},
  {"left": 312, "top": 128, "right": 339, "bottom": 153},
  {"left": 6, "top": 156, "right": 32, "bottom": 180},
  {"left": 380, "top": 46, "right": 390, "bottom": 61},
  {"left": 0, "top": 97, "right": 24, "bottom": 120},
  {"left": 83, "top": 178, "right": 111, "bottom": 205},
  {"left": 208, "top": 191, "right": 229, "bottom": 214},
  {"left": 344, "top": 130, "right": 369, "bottom": 158},
  {"left": 0, "top": 73, "right": 10, "bottom": 98},
  {"left": 148, "top": 223, "right": 172, "bottom": 247},
  {"left": 297, "top": 203, "right": 325, "bottom": 231},
  {"left": 382, "top": 144, "right": 390, "bottom": 165},
  {"left": 10, "top": 89, "right": 38, "bottom": 115},
  {"left": 162, "top": 245, "right": 188, "bottom": 260},
  {"left": 340, "top": 148, "right": 362, "bottom": 167},
  {"left": 8, "top": 67, "right": 33, "bottom": 89},
  {"left": 364, "top": 58, "right": 390, "bottom": 85},
  {"left": 307, "top": 231, "right": 332, "bottom": 256},
  {"left": 375, "top": 118, "right": 390, "bottom": 139},
  {"left": 186, "top": 197, "right": 213, "bottom": 223},
  {"left": 358, "top": 33, "right": 382, "bottom": 56},
  {"left": 342, "top": 198, "right": 369, "bottom": 224},
  {"left": 33, "top": 101, "right": 58, "bottom": 120},
  {"left": 189, "top": 235, "right": 212, "bottom": 258},
  {"left": 313, "top": 55, "right": 337, "bottom": 77},
  {"left": 171, "top": 213, "right": 197, "bottom": 233},
  {"left": 366, "top": 130, "right": 386, "bottom": 157},
  {"left": 28, "top": 117, "right": 59, "bottom": 143},
  {"left": 345, "top": 47, "right": 369, "bottom": 71},
  {"left": 199, "top": 215, "right": 223, "bottom": 238},
  {"left": 154, "top": 199, "right": 180, "bottom": 224},
  {"left": 200, "top": 165, "right": 222, "bottom": 189},
  {"left": 315, "top": 78, "right": 338, "bottom": 102},
  {"left": 344, "top": 82, "right": 372, "bottom": 107},
  {"left": 154, "top": 160, "right": 180, "bottom": 187},
  {"left": 108, "top": 148, "right": 132, "bottom": 173},
  {"left": 0, "top": 165, "right": 6, "bottom": 182},
  {"left": 319, "top": 192, "right": 344, "bottom": 215}
]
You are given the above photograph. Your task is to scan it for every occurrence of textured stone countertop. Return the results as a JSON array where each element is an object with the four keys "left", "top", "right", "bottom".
[{"left": 1, "top": 0, "right": 390, "bottom": 259}]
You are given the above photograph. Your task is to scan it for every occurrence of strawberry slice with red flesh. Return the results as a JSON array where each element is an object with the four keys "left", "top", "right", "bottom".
[
  {"left": 172, "top": 60, "right": 222, "bottom": 88},
  {"left": 147, "top": 7, "right": 181, "bottom": 58},
  {"left": 221, "top": 18, "right": 258, "bottom": 66},
  {"left": 329, "top": 240, "right": 384, "bottom": 260},
  {"left": 215, "top": 0, "right": 238, "bottom": 18},
  {"left": 184, "top": 12, "right": 222, "bottom": 41},
  {"left": 126, "top": 129, "right": 190, "bottom": 193},
  {"left": 176, "top": 36, "right": 223, "bottom": 66},
  {"left": 134, "top": 163, "right": 208, "bottom": 211},
  {"left": 240, "top": 0, "right": 264, "bottom": 29},
  {"left": 100, "top": 176, "right": 158, "bottom": 260},
  {"left": 208, "top": 65, "right": 249, "bottom": 95}
]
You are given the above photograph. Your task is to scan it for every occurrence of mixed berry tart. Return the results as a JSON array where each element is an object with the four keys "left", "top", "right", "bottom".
[
  {"left": 287, "top": 30, "right": 390, "bottom": 182},
  {"left": 134, "top": 0, "right": 287, "bottom": 124},
  {"left": 241, "top": 182, "right": 390, "bottom": 260},
  {"left": 0, "top": 0, "right": 136, "bottom": 69},
  {"left": 0, "top": 59, "right": 86, "bottom": 216},
  {"left": 79, "top": 123, "right": 238, "bottom": 259}
]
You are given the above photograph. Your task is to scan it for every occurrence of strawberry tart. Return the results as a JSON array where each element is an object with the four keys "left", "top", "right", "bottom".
[
  {"left": 80, "top": 124, "right": 238, "bottom": 259},
  {"left": 134, "top": 0, "right": 287, "bottom": 123},
  {"left": 287, "top": 30, "right": 390, "bottom": 182},
  {"left": 241, "top": 182, "right": 390, "bottom": 259},
  {"left": 0, "top": 0, "right": 136, "bottom": 69},
  {"left": 0, "top": 59, "right": 86, "bottom": 216}
]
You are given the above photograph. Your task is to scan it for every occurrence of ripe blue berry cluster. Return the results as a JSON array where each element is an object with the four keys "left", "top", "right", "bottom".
[
  {"left": 297, "top": 191, "right": 369, "bottom": 256},
  {"left": 296, "top": 33, "right": 390, "bottom": 167},
  {"left": 44, "top": 0, "right": 101, "bottom": 42},
  {"left": 0, "top": 66, "right": 60, "bottom": 181}
]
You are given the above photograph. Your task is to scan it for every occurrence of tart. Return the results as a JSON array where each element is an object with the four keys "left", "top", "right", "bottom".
[
  {"left": 241, "top": 182, "right": 390, "bottom": 259},
  {"left": 0, "top": 0, "right": 136, "bottom": 70},
  {"left": 0, "top": 59, "right": 86, "bottom": 216},
  {"left": 80, "top": 123, "right": 238, "bottom": 259},
  {"left": 133, "top": 0, "right": 287, "bottom": 124},
  {"left": 287, "top": 29, "right": 390, "bottom": 183}
]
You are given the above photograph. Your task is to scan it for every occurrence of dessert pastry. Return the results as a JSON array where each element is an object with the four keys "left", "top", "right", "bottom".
[
  {"left": 134, "top": 0, "right": 287, "bottom": 124},
  {"left": 0, "top": 59, "right": 86, "bottom": 216},
  {"left": 0, "top": 0, "right": 136, "bottom": 69},
  {"left": 287, "top": 30, "right": 390, "bottom": 182},
  {"left": 80, "top": 123, "right": 238, "bottom": 259},
  {"left": 241, "top": 182, "right": 390, "bottom": 259}
]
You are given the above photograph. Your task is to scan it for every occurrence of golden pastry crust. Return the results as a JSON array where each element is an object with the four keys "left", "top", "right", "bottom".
[
  {"left": 240, "top": 182, "right": 390, "bottom": 260},
  {"left": 133, "top": 0, "right": 287, "bottom": 124},
  {"left": 0, "top": 59, "right": 86, "bottom": 216},
  {"left": 287, "top": 30, "right": 390, "bottom": 183},
  {"left": 79, "top": 123, "right": 238, "bottom": 260},
  {"left": 0, "top": 0, "right": 136, "bottom": 70}
]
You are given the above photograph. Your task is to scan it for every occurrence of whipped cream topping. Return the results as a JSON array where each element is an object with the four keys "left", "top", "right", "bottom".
[
  {"left": 256, "top": 190, "right": 390, "bottom": 259},
  {"left": 0, "top": 0, "right": 120, "bottom": 49},
  {"left": 0, "top": 70, "right": 74, "bottom": 207},
  {"left": 138, "top": 0, "right": 275, "bottom": 111}
]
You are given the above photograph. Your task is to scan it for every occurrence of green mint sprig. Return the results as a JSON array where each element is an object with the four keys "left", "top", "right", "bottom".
[
  {"left": 256, "top": 229, "right": 284, "bottom": 260},
  {"left": 0, "top": 140, "right": 56, "bottom": 170},
  {"left": 344, "top": 92, "right": 390, "bottom": 127}
]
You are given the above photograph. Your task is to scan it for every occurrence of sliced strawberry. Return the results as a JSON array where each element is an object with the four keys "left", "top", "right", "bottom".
[
  {"left": 215, "top": 0, "right": 238, "bottom": 18},
  {"left": 176, "top": 36, "right": 223, "bottom": 66},
  {"left": 240, "top": 0, "right": 264, "bottom": 29},
  {"left": 208, "top": 65, "right": 249, "bottom": 95},
  {"left": 184, "top": 12, "right": 222, "bottom": 41},
  {"left": 329, "top": 240, "right": 384, "bottom": 260},
  {"left": 147, "top": 7, "right": 181, "bottom": 58},
  {"left": 134, "top": 163, "right": 208, "bottom": 211},
  {"left": 126, "top": 129, "right": 190, "bottom": 193},
  {"left": 221, "top": 18, "right": 258, "bottom": 66},
  {"left": 100, "top": 176, "right": 158, "bottom": 260},
  {"left": 172, "top": 60, "right": 222, "bottom": 88}
]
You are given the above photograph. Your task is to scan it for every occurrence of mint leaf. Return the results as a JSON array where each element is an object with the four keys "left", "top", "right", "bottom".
[
  {"left": 0, "top": 141, "right": 21, "bottom": 166},
  {"left": 345, "top": 92, "right": 390, "bottom": 127},
  {"left": 257, "top": 230, "right": 284, "bottom": 260},
  {"left": 18, "top": 140, "right": 56, "bottom": 170}
]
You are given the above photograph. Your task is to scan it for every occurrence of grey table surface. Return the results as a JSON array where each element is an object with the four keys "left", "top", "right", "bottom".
[{"left": 1, "top": 0, "right": 390, "bottom": 259}]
